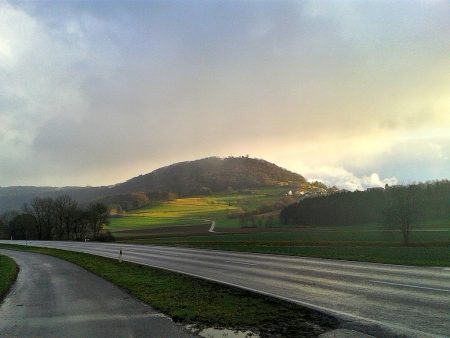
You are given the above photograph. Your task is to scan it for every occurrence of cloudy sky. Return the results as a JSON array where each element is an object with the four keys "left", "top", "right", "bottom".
[{"left": 1, "top": 0, "right": 449, "bottom": 190}]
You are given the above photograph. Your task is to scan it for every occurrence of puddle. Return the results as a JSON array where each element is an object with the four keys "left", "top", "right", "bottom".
[{"left": 186, "top": 325, "right": 259, "bottom": 338}]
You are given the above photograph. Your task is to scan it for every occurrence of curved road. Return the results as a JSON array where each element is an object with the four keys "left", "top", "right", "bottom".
[
  {"left": 1, "top": 241, "right": 450, "bottom": 337},
  {"left": 0, "top": 249, "right": 191, "bottom": 338}
]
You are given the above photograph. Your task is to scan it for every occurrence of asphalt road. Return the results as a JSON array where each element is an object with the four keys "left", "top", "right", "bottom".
[
  {"left": 1, "top": 241, "right": 449, "bottom": 338},
  {"left": 0, "top": 249, "right": 192, "bottom": 338}
]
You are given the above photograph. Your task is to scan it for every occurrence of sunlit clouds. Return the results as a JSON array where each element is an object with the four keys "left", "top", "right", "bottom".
[{"left": 0, "top": 1, "right": 449, "bottom": 189}]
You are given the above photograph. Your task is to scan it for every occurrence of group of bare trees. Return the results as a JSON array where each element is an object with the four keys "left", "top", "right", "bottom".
[{"left": 0, "top": 195, "right": 109, "bottom": 241}]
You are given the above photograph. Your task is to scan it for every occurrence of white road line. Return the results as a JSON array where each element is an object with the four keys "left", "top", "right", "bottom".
[
  {"left": 371, "top": 280, "right": 450, "bottom": 293},
  {"left": 156, "top": 253, "right": 182, "bottom": 257},
  {"left": 9, "top": 313, "right": 169, "bottom": 326},
  {"left": 224, "top": 260, "right": 258, "bottom": 266},
  {"left": 443, "top": 268, "right": 450, "bottom": 271}
]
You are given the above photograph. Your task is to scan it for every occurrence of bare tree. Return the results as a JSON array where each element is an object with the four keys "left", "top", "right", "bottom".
[
  {"left": 9, "top": 214, "right": 37, "bottom": 240},
  {"left": 0, "top": 210, "right": 20, "bottom": 239},
  {"left": 73, "top": 209, "right": 89, "bottom": 241},
  {"left": 54, "top": 196, "right": 68, "bottom": 239},
  {"left": 0, "top": 219, "right": 6, "bottom": 239},
  {"left": 23, "top": 197, "right": 55, "bottom": 240},
  {"left": 86, "top": 203, "right": 109, "bottom": 240},
  {"left": 385, "top": 185, "right": 420, "bottom": 246},
  {"left": 53, "top": 195, "right": 78, "bottom": 240}
]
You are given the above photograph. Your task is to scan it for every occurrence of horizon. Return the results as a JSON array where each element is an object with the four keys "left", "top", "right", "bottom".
[
  {"left": 1, "top": 1, "right": 449, "bottom": 191},
  {"left": 1, "top": 155, "right": 446, "bottom": 191}
]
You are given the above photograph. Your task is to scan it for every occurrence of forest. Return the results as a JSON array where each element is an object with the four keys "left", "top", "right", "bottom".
[{"left": 280, "top": 180, "right": 450, "bottom": 228}]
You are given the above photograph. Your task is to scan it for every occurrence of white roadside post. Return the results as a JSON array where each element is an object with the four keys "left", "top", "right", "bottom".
[{"left": 118, "top": 248, "right": 123, "bottom": 263}]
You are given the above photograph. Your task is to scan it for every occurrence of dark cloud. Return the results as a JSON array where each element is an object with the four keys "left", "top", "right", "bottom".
[{"left": 0, "top": 0, "right": 449, "bottom": 187}]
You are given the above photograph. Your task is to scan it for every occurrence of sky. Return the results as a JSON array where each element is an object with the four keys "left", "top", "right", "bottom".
[{"left": 1, "top": 0, "right": 449, "bottom": 191}]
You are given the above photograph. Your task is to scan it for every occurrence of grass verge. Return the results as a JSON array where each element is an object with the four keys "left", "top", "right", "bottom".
[
  {"left": 0, "top": 244, "right": 338, "bottom": 337},
  {"left": 0, "top": 254, "right": 18, "bottom": 301}
]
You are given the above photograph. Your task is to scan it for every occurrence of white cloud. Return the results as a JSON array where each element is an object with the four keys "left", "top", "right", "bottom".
[
  {"left": 0, "top": 3, "right": 88, "bottom": 143},
  {"left": 306, "top": 166, "right": 398, "bottom": 191}
]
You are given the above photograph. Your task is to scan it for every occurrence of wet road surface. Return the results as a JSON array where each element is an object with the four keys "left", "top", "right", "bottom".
[
  {"left": 1, "top": 241, "right": 449, "bottom": 337},
  {"left": 0, "top": 249, "right": 192, "bottom": 338}
]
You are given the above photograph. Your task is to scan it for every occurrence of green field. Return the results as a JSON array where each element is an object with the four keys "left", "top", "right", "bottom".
[
  {"left": 106, "top": 189, "right": 450, "bottom": 267},
  {"left": 107, "top": 187, "right": 288, "bottom": 232},
  {"left": 0, "top": 244, "right": 338, "bottom": 337},
  {"left": 0, "top": 254, "right": 18, "bottom": 300},
  {"left": 141, "top": 227, "right": 450, "bottom": 244},
  {"left": 107, "top": 197, "right": 238, "bottom": 230},
  {"left": 122, "top": 220, "right": 450, "bottom": 266}
]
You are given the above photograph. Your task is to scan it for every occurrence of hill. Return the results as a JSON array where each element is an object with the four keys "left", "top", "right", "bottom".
[
  {"left": 0, "top": 156, "right": 307, "bottom": 213},
  {"left": 111, "top": 156, "right": 306, "bottom": 196}
]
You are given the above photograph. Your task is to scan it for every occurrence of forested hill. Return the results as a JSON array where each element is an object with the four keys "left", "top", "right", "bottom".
[
  {"left": 0, "top": 156, "right": 307, "bottom": 212},
  {"left": 110, "top": 156, "right": 307, "bottom": 195}
]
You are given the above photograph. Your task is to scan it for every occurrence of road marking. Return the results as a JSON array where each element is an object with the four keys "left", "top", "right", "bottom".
[
  {"left": 158, "top": 253, "right": 181, "bottom": 257},
  {"left": 443, "top": 268, "right": 450, "bottom": 271},
  {"left": 3, "top": 313, "right": 168, "bottom": 326},
  {"left": 371, "top": 280, "right": 450, "bottom": 293},
  {"left": 224, "top": 260, "right": 257, "bottom": 266}
]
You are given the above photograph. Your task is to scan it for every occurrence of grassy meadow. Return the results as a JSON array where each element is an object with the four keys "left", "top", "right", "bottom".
[
  {"left": 107, "top": 187, "right": 288, "bottom": 233},
  {"left": 121, "top": 219, "right": 450, "bottom": 266},
  {"left": 141, "top": 223, "right": 450, "bottom": 244}
]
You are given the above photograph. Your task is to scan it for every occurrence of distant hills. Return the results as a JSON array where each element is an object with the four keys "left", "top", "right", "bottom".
[{"left": 0, "top": 156, "right": 310, "bottom": 213}]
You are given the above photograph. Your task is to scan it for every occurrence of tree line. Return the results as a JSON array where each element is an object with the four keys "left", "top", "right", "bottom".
[
  {"left": 0, "top": 195, "right": 110, "bottom": 241},
  {"left": 280, "top": 180, "right": 450, "bottom": 245}
]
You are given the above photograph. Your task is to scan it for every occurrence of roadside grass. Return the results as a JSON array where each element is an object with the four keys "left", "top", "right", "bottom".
[
  {"left": 0, "top": 244, "right": 339, "bottom": 337},
  {"left": 107, "top": 187, "right": 288, "bottom": 232},
  {"left": 0, "top": 254, "right": 18, "bottom": 301}
]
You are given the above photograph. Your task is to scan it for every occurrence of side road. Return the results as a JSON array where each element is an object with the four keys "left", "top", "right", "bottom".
[{"left": 0, "top": 249, "right": 192, "bottom": 338}]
